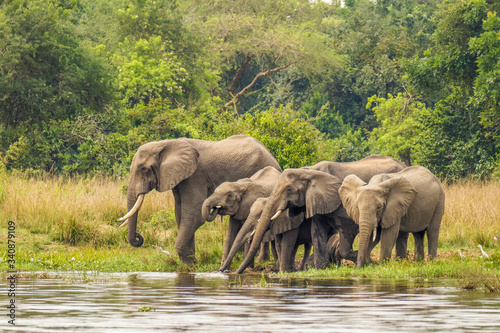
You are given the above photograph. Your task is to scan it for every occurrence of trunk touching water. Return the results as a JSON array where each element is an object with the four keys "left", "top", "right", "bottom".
[
  {"left": 235, "top": 196, "right": 279, "bottom": 274},
  {"left": 126, "top": 189, "right": 144, "bottom": 247},
  {"left": 220, "top": 210, "right": 260, "bottom": 272}
]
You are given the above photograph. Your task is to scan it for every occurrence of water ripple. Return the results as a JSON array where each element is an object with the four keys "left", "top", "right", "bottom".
[{"left": 8, "top": 273, "right": 500, "bottom": 332}]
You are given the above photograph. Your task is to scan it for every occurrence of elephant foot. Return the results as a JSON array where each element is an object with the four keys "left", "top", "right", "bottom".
[{"left": 178, "top": 254, "right": 197, "bottom": 265}]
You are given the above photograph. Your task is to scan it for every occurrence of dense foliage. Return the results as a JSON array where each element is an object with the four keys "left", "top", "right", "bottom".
[{"left": 0, "top": 0, "right": 499, "bottom": 180}]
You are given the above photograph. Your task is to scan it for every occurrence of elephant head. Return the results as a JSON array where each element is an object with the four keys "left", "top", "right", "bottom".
[
  {"left": 235, "top": 168, "right": 343, "bottom": 274},
  {"left": 118, "top": 139, "right": 199, "bottom": 247},
  {"left": 202, "top": 180, "right": 251, "bottom": 222},
  {"left": 339, "top": 174, "right": 417, "bottom": 268},
  {"left": 201, "top": 166, "right": 278, "bottom": 222}
]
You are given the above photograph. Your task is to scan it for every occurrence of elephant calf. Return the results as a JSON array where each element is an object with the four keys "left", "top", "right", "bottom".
[
  {"left": 339, "top": 165, "right": 445, "bottom": 268},
  {"left": 201, "top": 166, "right": 280, "bottom": 265}
]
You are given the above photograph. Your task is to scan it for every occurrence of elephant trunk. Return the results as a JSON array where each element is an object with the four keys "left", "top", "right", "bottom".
[
  {"left": 235, "top": 197, "right": 278, "bottom": 274},
  {"left": 357, "top": 219, "right": 376, "bottom": 268},
  {"left": 220, "top": 216, "right": 257, "bottom": 272},
  {"left": 202, "top": 197, "right": 220, "bottom": 222},
  {"left": 126, "top": 186, "right": 144, "bottom": 247}
]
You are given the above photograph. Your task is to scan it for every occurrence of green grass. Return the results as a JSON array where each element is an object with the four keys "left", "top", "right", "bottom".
[{"left": 1, "top": 171, "right": 500, "bottom": 292}]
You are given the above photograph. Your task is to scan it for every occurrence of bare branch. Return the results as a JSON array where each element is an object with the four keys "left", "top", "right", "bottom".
[
  {"left": 224, "top": 63, "right": 292, "bottom": 109},
  {"left": 229, "top": 55, "right": 253, "bottom": 95}
]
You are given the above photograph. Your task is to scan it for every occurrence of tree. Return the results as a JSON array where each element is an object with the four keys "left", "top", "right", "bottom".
[
  {"left": 113, "top": 36, "right": 188, "bottom": 107},
  {"left": 114, "top": 0, "right": 221, "bottom": 112},
  {"left": 0, "top": 0, "right": 117, "bottom": 172},
  {"left": 403, "top": 0, "right": 498, "bottom": 179},
  {"left": 404, "top": 0, "right": 489, "bottom": 105},
  {"left": 367, "top": 92, "right": 425, "bottom": 166},
  {"left": 470, "top": 11, "right": 500, "bottom": 145},
  {"left": 0, "top": 0, "right": 115, "bottom": 129},
  {"left": 318, "top": 0, "right": 439, "bottom": 126},
  {"left": 190, "top": 0, "right": 339, "bottom": 113}
]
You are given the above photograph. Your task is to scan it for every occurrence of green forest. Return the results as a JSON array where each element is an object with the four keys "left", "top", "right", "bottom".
[{"left": 1, "top": 0, "right": 499, "bottom": 181}]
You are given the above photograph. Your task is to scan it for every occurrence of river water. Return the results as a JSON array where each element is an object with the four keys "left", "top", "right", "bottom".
[{"left": 6, "top": 271, "right": 500, "bottom": 332}]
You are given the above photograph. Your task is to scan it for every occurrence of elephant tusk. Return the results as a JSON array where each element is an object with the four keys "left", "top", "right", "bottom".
[
  {"left": 271, "top": 210, "right": 282, "bottom": 221},
  {"left": 118, "top": 194, "right": 145, "bottom": 221},
  {"left": 118, "top": 219, "right": 129, "bottom": 228},
  {"left": 210, "top": 205, "right": 223, "bottom": 215},
  {"left": 372, "top": 227, "right": 377, "bottom": 243},
  {"left": 250, "top": 229, "right": 255, "bottom": 237}
]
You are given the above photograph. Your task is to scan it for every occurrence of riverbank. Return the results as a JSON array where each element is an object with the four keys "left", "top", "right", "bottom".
[{"left": 1, "top": 172, "right": 499, "bottom": 289}]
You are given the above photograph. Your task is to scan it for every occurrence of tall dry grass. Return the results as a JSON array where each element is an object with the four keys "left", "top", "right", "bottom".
[
  {"left": 1, "top": 172, "right": 498, "bottom": 261},
  {"left": 0, "top": 171, "right": 228, "bottom": 263},
  {"left": 441, "top": 181, "right": 500, "bottom": 248}
]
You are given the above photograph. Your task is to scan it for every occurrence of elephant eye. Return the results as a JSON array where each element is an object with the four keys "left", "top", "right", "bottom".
[{"left": 377, "top": 204, "right": 383, "bottom": 210}]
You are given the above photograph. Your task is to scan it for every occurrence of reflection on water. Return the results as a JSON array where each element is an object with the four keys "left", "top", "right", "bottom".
[{"left": 8, "top": 272, "right": 500, "bottom": 332}]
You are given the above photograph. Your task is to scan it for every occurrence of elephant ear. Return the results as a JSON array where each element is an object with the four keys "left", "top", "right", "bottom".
[
  {"left": 157, "top": 139, "right": 199, "bottom": 192},
  {"left": 305, "top": 171, "right": 343, "bottom": 219},
  {"left": 339, "top": 175, "right": 367, "bottom": 224},
  {"left": 379, "top": 177, "right": 417, "bottom": 229}
]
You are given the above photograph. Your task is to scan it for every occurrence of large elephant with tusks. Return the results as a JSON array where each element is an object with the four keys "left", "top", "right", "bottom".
[{"left": 118, "top": 135, "right": 281, "bottom": 264}]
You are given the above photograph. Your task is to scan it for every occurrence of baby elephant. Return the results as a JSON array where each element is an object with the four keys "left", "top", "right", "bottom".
[
  {"left": 202, "top": 166, "right": 280, "bottom": 264},
  {"left": 339, "top": 166, "right": 445, "bottom": 268}
]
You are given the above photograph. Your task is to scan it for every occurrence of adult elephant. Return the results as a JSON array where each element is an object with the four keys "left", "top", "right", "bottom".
[
  {"left": 201, "top": 166, "right": 281, "bottom": 264},
  {"left": 118, "top": 135, "right": 281, "bottom": 264},
  {"left": 234, "top": 156, "right": 407, "bottom": 273},
  {"left": 339, "top": 165, "right": 445, "bottom": 268},
  {"left": 305, "top": 156, "right": 407, "bottom": 268}
]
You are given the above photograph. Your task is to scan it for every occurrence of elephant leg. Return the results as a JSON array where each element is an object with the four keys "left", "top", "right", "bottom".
[
  {"left": 279, "top": 228, "right": 300, "bottom": 272},
  {"left": 338, "top": 221, "right": 359, "bottom": 264},
  {"left": 427, "top": 203, "right": 444, "bottom": 260},
  {"left": 174, "top": 189, "right": 206, "bottom": 265},
  {"left": 274, "top": 235, "right": 282, "bottom": 269},
  {"left": 311, "top": 216, "right": 331, "bottom": 269},
  {"left": 243, "top": 242, "right": 255, "bottom": 268},
  {"left": 223, "top": 218, "right": 242, "bottom": 264},
  {"left": 257, "top": 242, "right": 271, "bottom": 262},
  {"left": 413, "top": 230, "right": 426, "bottom": 261},
  {"left": 395, "top": 231, "right": 409, "bottom": 259},
  {"left": 175, "top": 220, "right": 198, "bottom": 265},
  {"left": 271, "top": 240, "right": 279, "bottom": 265},
  {"left": 299, "top": 242, "right": 312, "bottom": 271},
  {"left": 327, "top": 233, "right": 342, "bottom": 266},
  {"left": 379, "top": 223, "right": 400, "bottom": 263}
]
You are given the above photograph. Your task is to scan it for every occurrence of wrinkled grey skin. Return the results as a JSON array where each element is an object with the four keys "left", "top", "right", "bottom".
[
  {"left": 304, "top": 156, "right": 407, "bottom": 269},
  {"left": 201, "top": 166, "right": 280, "bottom": 264},
  {"left": 235, "top": 156, "right": 407, "bottom": 273},
  {"left": 124, "top": 135, "right": 280, "bottom": 265},
  {"left": 219, "top": 196, "right": 311, "bottom": 272},
  {"left": 339, "top": 166, "right": 445, "bottom": 268},
  {"left": 234, "top": 168, "right": 344, "bottom": 274}
]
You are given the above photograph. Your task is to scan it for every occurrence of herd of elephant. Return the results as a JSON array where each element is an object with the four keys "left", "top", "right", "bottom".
[{"left": 118, "top": 135, "right": 445, "bottom": 272}]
